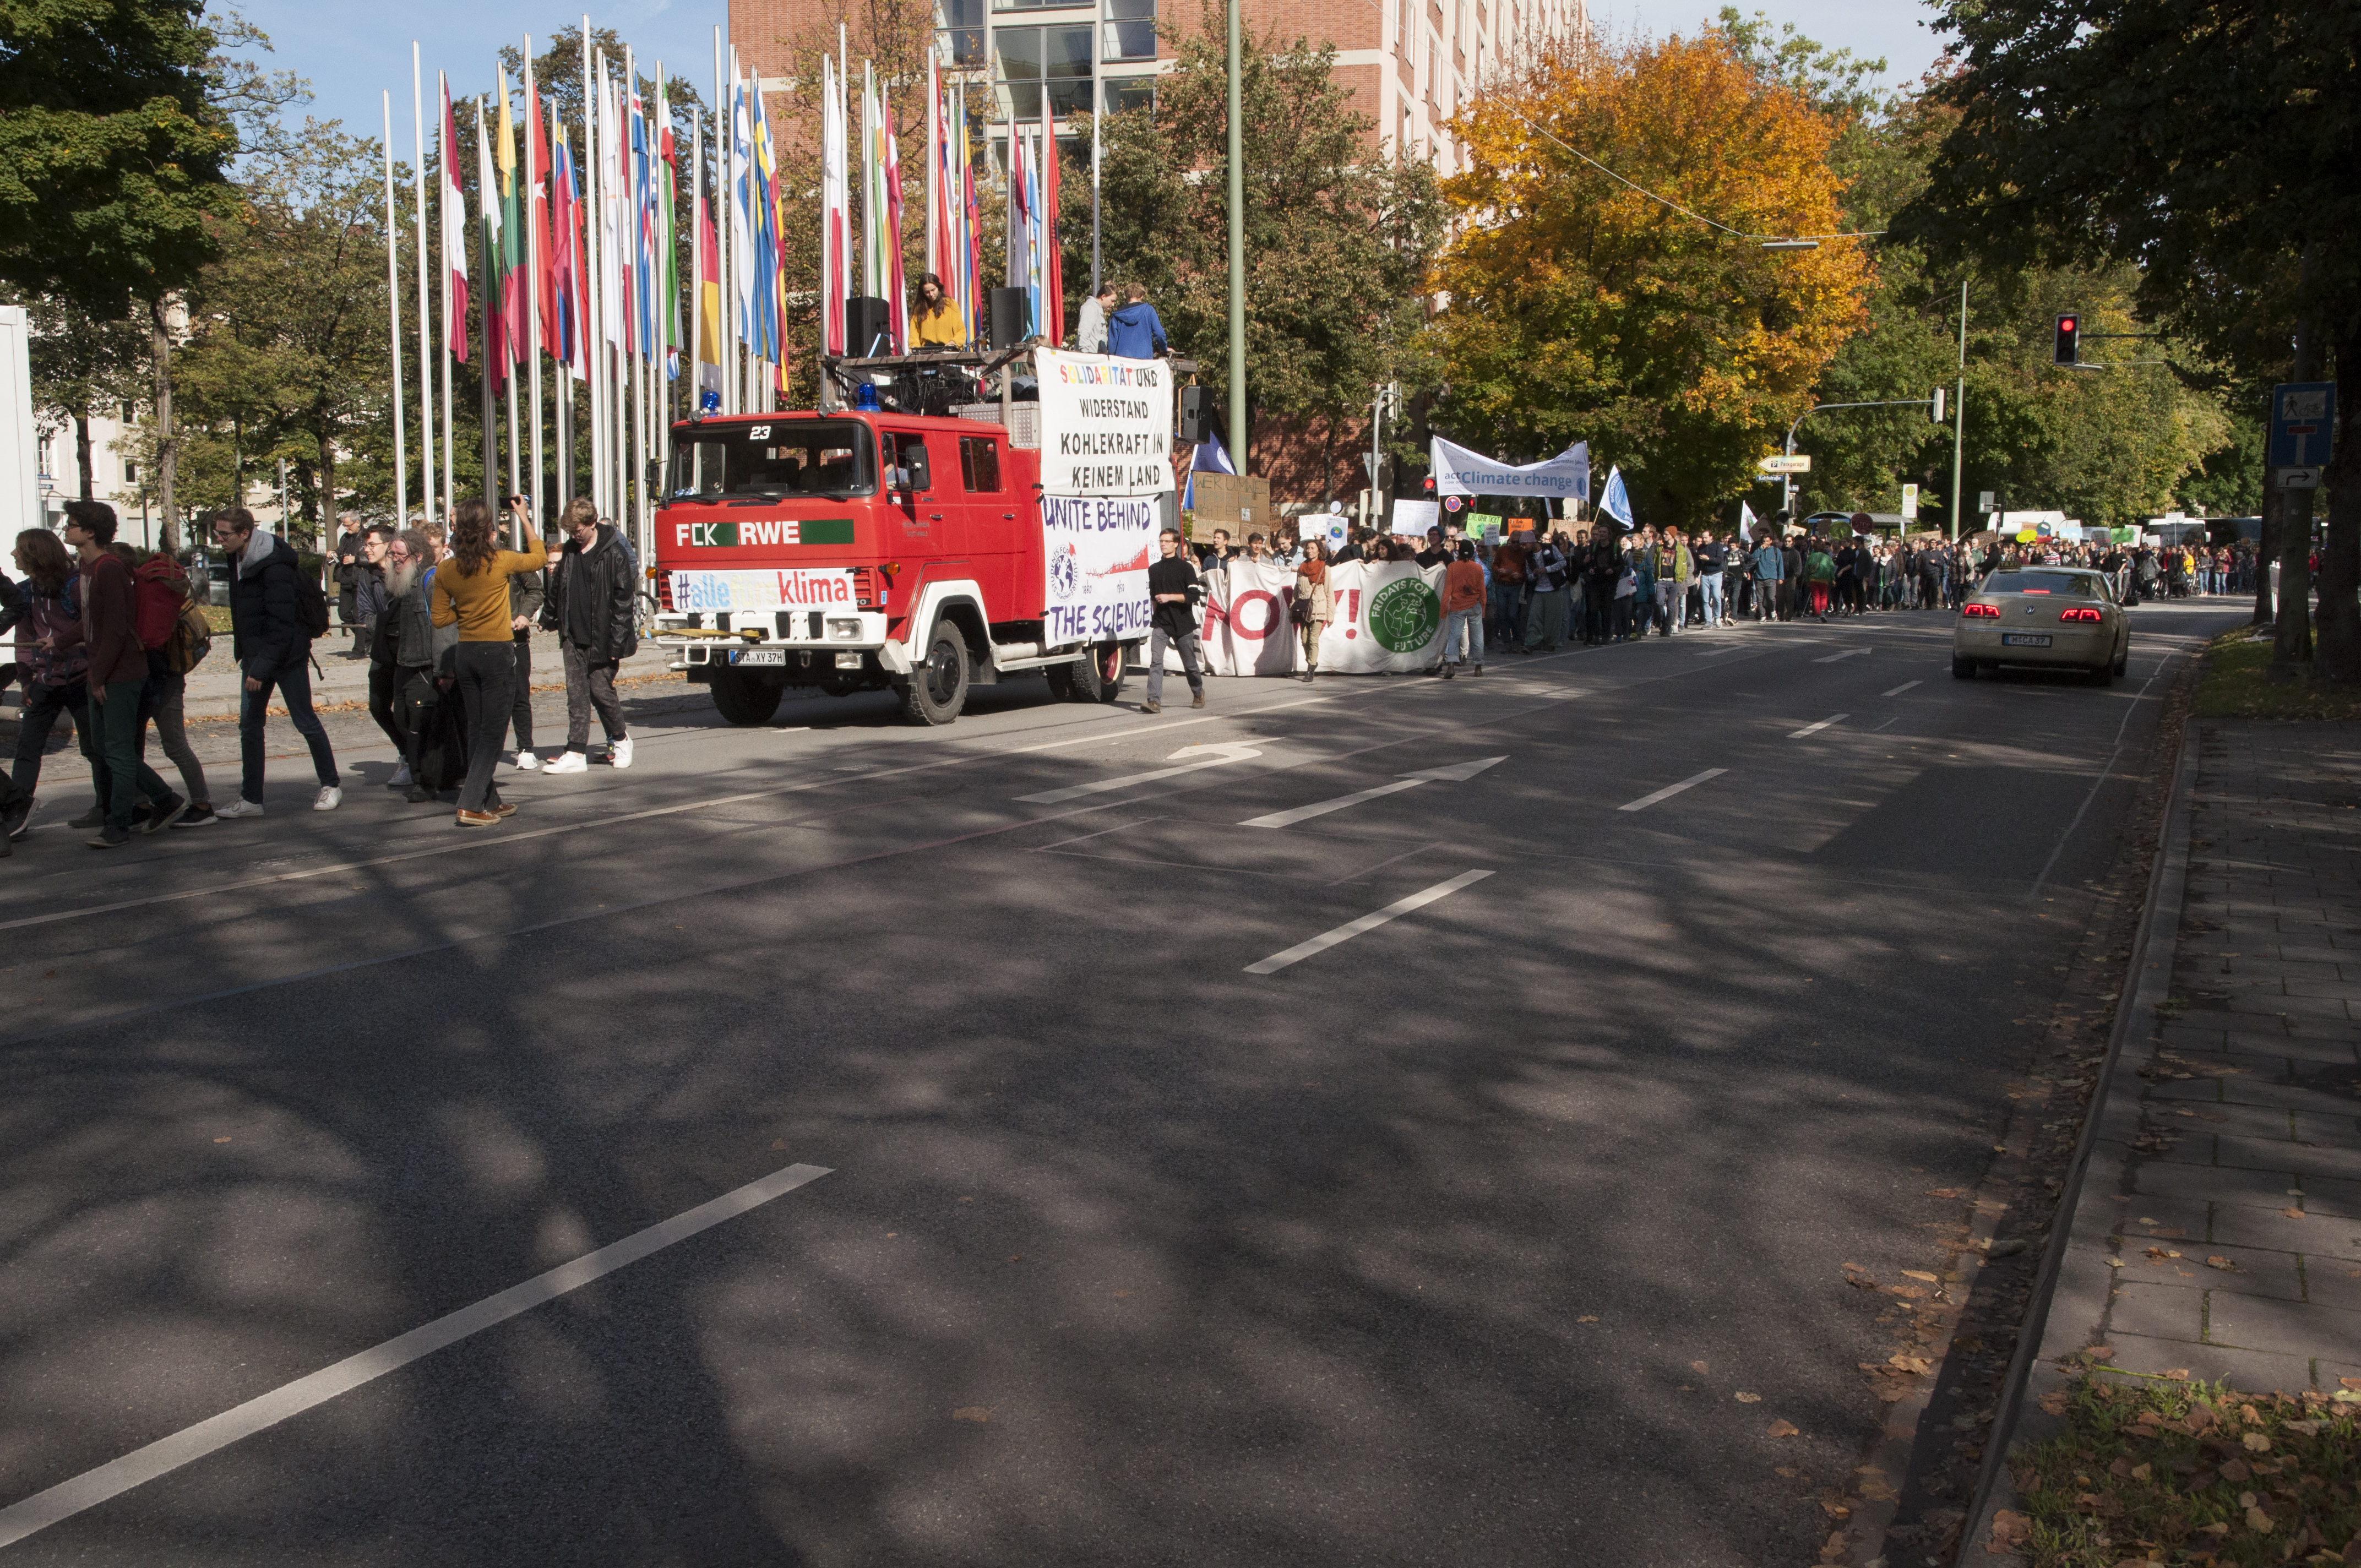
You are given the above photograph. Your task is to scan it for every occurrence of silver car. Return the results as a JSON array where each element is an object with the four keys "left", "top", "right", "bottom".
[{"left": 1952, "top": 567, "right": 2129, "bottom": 683}]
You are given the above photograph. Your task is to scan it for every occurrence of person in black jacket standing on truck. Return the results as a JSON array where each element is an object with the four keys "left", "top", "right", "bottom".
[
  {"left": 1142, "top": 529, "right": 1204, "bottom": 715},
  {"left": 537, "top": 497, "right": 639, "bottom": 772},
  {"left": 211, "top": 507, "right": 340, "bottom": 818}
]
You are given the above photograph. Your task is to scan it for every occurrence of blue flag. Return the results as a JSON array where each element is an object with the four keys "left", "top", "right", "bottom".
[
  {"left": 1183, "top": 431, "right": 1236, "bottom": 510},
  {"left": 1600, "top": 466, "right": 1633, "bottom": 528}
]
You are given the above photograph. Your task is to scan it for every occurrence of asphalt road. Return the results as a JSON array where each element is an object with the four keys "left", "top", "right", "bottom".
[{"left": 0, "top": 598, "right": 2244, "bottom": 1566}]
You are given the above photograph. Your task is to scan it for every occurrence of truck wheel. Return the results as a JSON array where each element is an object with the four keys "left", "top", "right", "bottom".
[
  {"left": 900, "top": 622, "right": 969, "bottom": 725},
  {"left": 1054, "top": 641, "right": 1129, "bottom": 704},
  {"left": 711, "top": 670, "right": 783, "bottom": 726}
]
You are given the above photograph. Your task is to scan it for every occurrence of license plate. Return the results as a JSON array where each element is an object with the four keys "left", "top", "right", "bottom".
[
  {"left": 730, "top": 648, "right": 787, "bottom": 666},
  {"left": 2001, "top": 634, "right": 2052, "bottom": 647}
]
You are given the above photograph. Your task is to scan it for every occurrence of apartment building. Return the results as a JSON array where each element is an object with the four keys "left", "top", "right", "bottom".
[{"left": 730, "top": 0, "right": 1585, "bottom": 174}]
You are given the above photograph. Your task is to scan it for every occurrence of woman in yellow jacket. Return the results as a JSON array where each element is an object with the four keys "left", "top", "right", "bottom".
[{"left": 432, "top": 497, "right": 548, "bottom": 825}]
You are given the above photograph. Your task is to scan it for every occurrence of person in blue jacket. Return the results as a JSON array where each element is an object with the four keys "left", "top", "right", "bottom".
[{"left": 1105, "top": 282, "right": 1168, "bottom": 359}]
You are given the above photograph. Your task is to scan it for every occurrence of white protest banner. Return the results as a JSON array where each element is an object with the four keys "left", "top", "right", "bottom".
[
  {"left": 1041, "top": 494, "right": 1156, "bottom": 644},
  {"left": 1317, "top": 559, "right": 1446, "bottom": 673},
  {"left": 1033, "top": 348, "right": 1174, "bottom": 497},
  {"left": 1431, "top": 436, "right": 1590, "bottom": 502},
  {"left": 1390, "top": 498, "right": 1440, "bottom": 537},
  {"left": 1200, "top": 560, "right": 1305, "bottom": 676},
  {"left": 667, "top": 568, "right": 858, "bottom": 614}
]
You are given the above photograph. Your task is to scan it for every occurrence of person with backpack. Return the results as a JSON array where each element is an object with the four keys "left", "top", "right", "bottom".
[
  {"left": 7, "top": 525, "right": 100, "bottom": 839},
  {"left": 536, "top": 497, "right": 637, "bottom": 772},
  {"left": 127, "top": 536, "right": 216, "bottom": 829},
  {"left": 369, "top": 528, "right": 454, "bottom": 803},
  {"left": 63, "top": 505, "right": 182, "bottom": 845},
  {"left": 211, "top": 505, "right": 341, "bottom": 817}
]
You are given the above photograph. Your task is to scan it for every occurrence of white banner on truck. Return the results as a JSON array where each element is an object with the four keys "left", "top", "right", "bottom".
[
  {"left": 1042, "top": 493, "right": 1156, "bottom": 643},
  {"left": 1034, "top": 349, "right": 1176, "bottom": 498},
  {"left": 667, "top": 568, "right": 857, "bottom": 614}
]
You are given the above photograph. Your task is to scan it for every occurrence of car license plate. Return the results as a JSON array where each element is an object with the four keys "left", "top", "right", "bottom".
[
  {"left": 730, "top": 648, "right": 787, "bottom": 666},
  {"left": 2001, "top": 633, "right": 2052, "bottom": 647}
]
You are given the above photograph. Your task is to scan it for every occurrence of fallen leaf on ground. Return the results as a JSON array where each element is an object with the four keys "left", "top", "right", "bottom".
[
  {"left": 2342, "top": 1378, "right": 2361, "bottom": 1391},
  {"left": 2144, "top": 1246, "right": 2182, "bottom": 1261},
  {"left": 1775, "top": 1465, "right": 1802, "bottom": 1478},
  {"left": 213, "top": 1136, "right": 232, "bottom": 1144},
  {"left": 2206, "top": 1255, "right": 2241, "bottom": 1271},
  {"left": 2282, "top": 1207, "right": 2306, "bottom": 1219},
  {"left": 2038, "top": 1391, "right": 2070, "bottom": 1417},
  {"left": 1734, "top": 1391, "right": 1762, "bottom": 1403},
  {"left": 1767, "top": 1419, "right": 1800, "bottom": 1438},
  {"left": 1901, "top": 1269, "right": 1939, "bottom": 1282},
  {"left": 1576, "top": 1315, "right": 1598, "bottom": 1323},
  {"left": 2105, "top": 1257, "right": 2126, "bottom": 1268},
  {"left": 1888, "top": 1354, "right": 1933, "bottom": 1375},
  {"left": 1987, "top": 1509, "right": 2030, "bottom": 1549},
  {"left": 2218, "top": 1459, "right": 2250, "bottom": 1484},
  {"left": 2246, "top": 1502, "right": 2273, "bottom": 1531},
  {"left": 2243, "top": 1431, "right": 2272, "bottom": 1452},
  {"left": 951, "top": 1407, "right": 992, "bottom": 1423},
  {"left": 2130, "top": 1462, "right": 2151, "bottom": 1481},
  {"left": 1925, "top": 1187, "right": 1966, "bottom": 1199},
  {"left": 1689, "top": 1360, "right": 1708, "bottom": 1374}
]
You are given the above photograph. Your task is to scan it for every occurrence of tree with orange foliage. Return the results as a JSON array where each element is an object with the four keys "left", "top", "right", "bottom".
[{"left": 1432, "top": 31, "right": 1872, "bottom": 525}]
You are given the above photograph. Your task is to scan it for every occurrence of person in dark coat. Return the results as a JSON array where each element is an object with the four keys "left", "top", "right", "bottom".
[
  {"left": 536, "top": 498, "right": 638, "bottom": 772},
  {"left": 214, "top": 506, "right": 340, "bottom": 817},
  {"left": 1141, "top": 528, "right": 1203, "bottom": 714}
]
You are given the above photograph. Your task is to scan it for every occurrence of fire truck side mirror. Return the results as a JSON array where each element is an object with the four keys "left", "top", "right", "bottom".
[{"left": 904, "top": 445, "right": 932, "bottom": 493}]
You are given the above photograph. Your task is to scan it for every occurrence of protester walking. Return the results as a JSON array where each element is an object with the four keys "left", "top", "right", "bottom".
[
  {"left": 1749, "top": 533, "right": 1785, "bottom": 622},
  {"left": 1143, "top": 528, "right": 1204, "bottom": 714},
  {"left": 1804, "top": 538, "right": 1836, "bottom": 622},
  {"left": 368, "top": 529, "right": 450, "bottom": 803},
  {"left": 538, "top": 498, "right": 637, "bottom": 772},
  {"left": 348, "top": 524, "right": 389, "bottom": 660},
  {"left": 129, "top": 535, "right": 215, "bottom": 829},
  {"left": 213, "top": 506, "right": 340, "bottom": 818},
  {"left": 6, "top": 526, "right": 98, "bottom": 835},
  {"left": 1292, "top": 540, "right": 1331, "bottom": 683},
  {"left": 1440, "top": 541, "right": 1486, "bottom": 677},
  {"left": 333, "top": 516, "right": 366, "bottom": 656},
  {"left": 498, "top": 499, "right": 546, "bottom": 772},
  {"left": 1522, "top": 533, "right": 1569, "bottom": 652},
  {"left": 62, "top": 504, "right": 180, "bottom": 845},
  {"left": 431, "top": 498, "right": 548, "bottom": 825}
]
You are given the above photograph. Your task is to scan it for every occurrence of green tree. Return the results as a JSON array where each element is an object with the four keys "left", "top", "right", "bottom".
[{"left": 1898, "top": 1, "right": 2361, "bottom": 676}]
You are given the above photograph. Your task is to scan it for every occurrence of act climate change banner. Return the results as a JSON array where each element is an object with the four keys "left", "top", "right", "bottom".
[
  {"left": 1033, "top": 348, "right": 1175, "bottom": 497},
  {"left": 1171, "top": 560, "right": 1446, "bottom": 675},
  {"left": 1430, "top": 436, "right": 1590, "bottom": 504},
  {"left": 1042, "top": 495, "right": 1157, "bottom": 644}
]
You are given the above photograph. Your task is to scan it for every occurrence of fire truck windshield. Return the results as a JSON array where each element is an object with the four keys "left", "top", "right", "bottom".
[{"left": 668, "top": 421, "right": 878, "bottom": 502}]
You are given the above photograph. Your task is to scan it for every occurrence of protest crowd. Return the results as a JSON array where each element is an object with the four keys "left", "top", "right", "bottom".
[{"left": 0, "top": 494, "right": 640, "bottom": 851}]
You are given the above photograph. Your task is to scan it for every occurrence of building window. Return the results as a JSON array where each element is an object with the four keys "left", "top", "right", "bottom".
[
  {"left": 938, "top": 0, "right": 987, "bottom": 68},
  {"left": 1102, "top": 74, "right": 1155, "bottom": 114},
  {"left": 1103, "top": 0, "right": 1155, "bottom": 61},
  {"left": 124, "top": 461, "right": 138, "bottom": 483},
  {"left": 994, "top": 24, "right": 1094, "bottom": 121}
]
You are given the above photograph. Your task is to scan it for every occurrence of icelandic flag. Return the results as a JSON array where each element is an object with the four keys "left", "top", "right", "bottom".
[
  {"left": 1182, "top": 431, "right": 1236, "bottom": 509},
  {"left": 1739, "top": 500, "right": 1757, "bottom": 542},
  {"left": 1599, "top": 465, "right": 1633, "bottom": 528}
]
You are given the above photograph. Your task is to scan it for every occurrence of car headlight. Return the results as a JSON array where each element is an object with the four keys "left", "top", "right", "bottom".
[{"left": 828, "top": 618, "right": 861, "bottom": 640}]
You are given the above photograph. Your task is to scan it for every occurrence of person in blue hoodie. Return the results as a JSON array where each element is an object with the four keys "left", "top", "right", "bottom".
[{"left": 1105, "top": 282, "right": 1168, "bottom": 359}]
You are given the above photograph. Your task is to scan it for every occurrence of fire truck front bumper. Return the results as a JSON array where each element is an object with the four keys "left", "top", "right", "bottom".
[{"left": 658, "top": 608, "right": 899, "bottom": 674}]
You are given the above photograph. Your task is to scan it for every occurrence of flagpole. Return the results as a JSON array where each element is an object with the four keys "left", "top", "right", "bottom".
[
  {"left": 383, "top": 92, "right": 409, "bottom": 530},
  {"left": 625, "top": 45, "right": 645, "bottom": 557},
  {"left": 474, "top": 97, "right": 497, "bottom": 516},
  {"left": 713, "top": 29, "right": 731, "bottom": 416},
  {"left": 525, "top": 36, "right": 546, "bottom": 533},
  {"left": 553, "top": 99, "right": 573, "bottom": 514},
  {"left": 411, "top": 45, "right": 436, "bottom": 526},
  {"left": 655, "top": 63, "right": 672, "bottom": 529},
  {"left": 438, "top": 72, "right": 455, "bottom": 521},
  {"left": 688, "top": 111, "right": 701, "bottom": 421},
  {"left": 584, "top": 27, "right": 605, "bottom": 517}
]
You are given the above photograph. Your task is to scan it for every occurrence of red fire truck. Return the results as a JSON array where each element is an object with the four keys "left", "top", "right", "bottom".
[{"left": 655, "top": 373, "right": 1165, "bottom": 725}]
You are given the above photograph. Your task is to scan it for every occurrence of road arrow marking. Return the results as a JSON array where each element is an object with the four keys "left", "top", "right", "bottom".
[
  {"left": 1016, "top": 743, "right": 1264, "bottom": 804},
  {"left": 1239, "top": 756, "right": 1508, "bottom": 828},
  {"left": 1881, "top": 680, "right": 1922, "bottom": 697},
  {"left": 1617, "top": 768, "right": 1727, "bottom": 812},
  {"left": 1244, "top": 869, "right": 1494, "bottom": 974},
  {"left": 1812, "top": 647, "right": 1872, "bottom": 663},
  {"left": 1788, "top": 713, "right": 1849, "bottom": 738}
]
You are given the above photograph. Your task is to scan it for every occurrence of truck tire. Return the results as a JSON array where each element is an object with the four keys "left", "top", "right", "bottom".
[
  {"left": 1052, "top": 641, "right": 1129, "bottom": 704},
  {"left": 711, "top": 669, "right": 783, "bottom": 726},
  {"left": 900, "top": 622, "right": 969, "bottom": 725}
]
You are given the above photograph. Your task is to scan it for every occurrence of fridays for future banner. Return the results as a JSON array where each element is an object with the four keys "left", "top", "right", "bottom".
[{"left": 1171, "top": 559, "right": 1446, "bottom": 676}]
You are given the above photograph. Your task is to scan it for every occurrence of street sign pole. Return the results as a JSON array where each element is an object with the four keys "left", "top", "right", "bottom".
[
  {"left": 1949, "top": 280, "right": 1966, "bottom": 542},
  {"left": 2267, "top": 369, "right": 2334, "bottom": 677}
]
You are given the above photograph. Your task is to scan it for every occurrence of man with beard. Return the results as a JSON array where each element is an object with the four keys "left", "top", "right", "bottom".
[{"left": 368, "top": 529, "right": 451, "bottom": 803}]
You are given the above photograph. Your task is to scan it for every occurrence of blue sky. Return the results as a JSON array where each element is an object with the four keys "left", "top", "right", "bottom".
[{"left": 234, "top": 0, "right": 1947, "bottom": 137}]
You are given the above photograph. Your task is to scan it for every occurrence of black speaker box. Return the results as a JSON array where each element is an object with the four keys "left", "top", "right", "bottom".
[
  {"left": 845, "top": 296, "right": 890, "bottom": 358},
  {"left": 989, "top": 286, "right": 1031, "bottom": 350},
  {"left": 1178, "top": 385, "right": 1209, "bottom": 444}
]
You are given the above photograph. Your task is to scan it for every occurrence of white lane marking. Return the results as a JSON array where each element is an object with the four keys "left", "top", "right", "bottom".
[
  {"left": 1813, "top": 647, "right": 1872, "bottom": 663},
  {"left": 1617, "top": 769, "right": 1728, "bottom": 812},
  {"left": 1035, "top": 817, "right": 1162, "bottom": 851},
  {"left": 1240, "top": 755, "right": 1507, "bottom": 829},
  {"left": 1880, "top": 680, "right": 1922, "bottom": 697},
  {"left": 1873, "top": 716, "right": 1900, "bottom": 731},
  {"left": 1016, "top": 742, "right": 1265, "bottom": 804},
  {"left": 1244, "top": 870, "right": 1493, "bottom": 974},
  {"left": 1788, "top": 714, "right": 1849, "bottom": 738},
  {"left": 0, "top": 1162, "right": 833, "bottom": 1550}
]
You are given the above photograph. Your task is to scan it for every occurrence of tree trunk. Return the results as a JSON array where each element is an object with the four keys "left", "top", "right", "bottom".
[
  {"left": 149, "top": 296, "right": 178, "bottom": 555},
  {"left": 2270, "top": 246, "right": 2318, "bottom": 678},
  {"left": 2314, "top": 321, "right": 2361, "bottom": 683},
  {"left": 74, "top": 413, "right": 91, "bottom": 500}
]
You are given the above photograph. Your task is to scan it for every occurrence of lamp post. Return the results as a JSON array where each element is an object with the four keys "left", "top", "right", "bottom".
[{"left": 1225, "top": 0, "right": 1245, "bottom": 474}]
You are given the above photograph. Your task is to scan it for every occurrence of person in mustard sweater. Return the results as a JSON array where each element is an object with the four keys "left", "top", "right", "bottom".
[{"left": 431, "top": 498, "right": 547, "bottom": 826}]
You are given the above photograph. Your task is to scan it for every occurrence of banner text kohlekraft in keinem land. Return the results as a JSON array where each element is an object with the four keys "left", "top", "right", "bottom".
[
  {"left": 1033, "top": 349, "right": 1176, "bottom": 498},
  {"left": 1042, "top": 495, "right": 1157, "bottom": 644}
]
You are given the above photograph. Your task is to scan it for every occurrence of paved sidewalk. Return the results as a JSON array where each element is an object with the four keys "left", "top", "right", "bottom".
[
  {"left": 178, "top": 628, "right": 679, "bottom": 721},
  {"left": 1972, "top": 718, "right": 2361, "bottom": 1560}
]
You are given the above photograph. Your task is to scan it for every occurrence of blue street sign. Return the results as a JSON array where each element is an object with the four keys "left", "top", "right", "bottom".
[{"left": 2268, "top": 382, "right": 2336, "bottom": 469}]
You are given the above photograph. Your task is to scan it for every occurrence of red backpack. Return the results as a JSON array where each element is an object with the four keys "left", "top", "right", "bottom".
[{"left": 133, "top": 554, "right": 190, "bottom": 651}]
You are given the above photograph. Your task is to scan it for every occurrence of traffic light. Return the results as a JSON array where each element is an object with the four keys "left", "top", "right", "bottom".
[
  {"left": 2054, "top": 313, "right": 2080, "bottom": 366},
  {"left": 1930, "top": 386, "right": 1946, "bottom": 422}
]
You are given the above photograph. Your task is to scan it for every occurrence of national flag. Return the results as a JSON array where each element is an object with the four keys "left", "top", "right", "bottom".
[
  {"left": 1005, "top": 129, "right": 1031, "bottom": 337},
  {"left": 880, "top": 77, "right": 906, "bottom": 353},
  {"left": 548, "top": 107, "right": 586, "bottom": 378},
  {"left": 729, "top": 64, "right": 754, "bottom": 355},
  {"left": 1738, "top": 500, "right": 1757, "bottom": 542},
  {"left": 1039, "top": 94, "right": 1061, "bottom": 347},
  {"left": 599, "top": 68, "right": 626, "bottom": 352},
  {"left": 695, "top": 140, "right": 721, "bottom": 371},
  {"left": 657, "top": 76, "right": 678, "bottom": 380},
  {"left": 526, "top": 52, "right": 553, "bottom": 362},
  {"left": 475, "top": 95, "right": 504, "bottom": 391},
  {"left": 819, "top": 55, "right": 847, "bottom": 356},
  {"left": 439, "top": 74, "right": 468, "bottom": 361},
  {"left": 496, "top": 67, "right": 525, "bottom": 372}
]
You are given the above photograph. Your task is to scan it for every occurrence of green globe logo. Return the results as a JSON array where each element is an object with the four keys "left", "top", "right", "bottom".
[{"left": 1368, "top": 576, "right": 1441, "bottom": 652}]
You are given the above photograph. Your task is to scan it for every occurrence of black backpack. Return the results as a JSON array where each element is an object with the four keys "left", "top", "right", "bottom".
[{"left": 293, "top": 571, "right": 332, "bottom": 641}]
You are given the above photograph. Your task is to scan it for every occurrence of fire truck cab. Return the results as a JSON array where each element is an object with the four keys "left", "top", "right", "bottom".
[{"left": 655, "top": 395, "right": 1147, "bottom": 726}]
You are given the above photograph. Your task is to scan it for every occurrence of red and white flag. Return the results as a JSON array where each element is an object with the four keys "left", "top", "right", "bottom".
[{"left": 440, "top": 73, "right": 468, "bottom": 361}]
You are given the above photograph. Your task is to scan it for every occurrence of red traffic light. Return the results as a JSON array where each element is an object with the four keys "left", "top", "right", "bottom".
[
  {"left": 2053, "top": 313, "right": 2081, "bottom": 366},
  {"left": 2059, "top": 316, "right": 2076, "bottom": 331}
]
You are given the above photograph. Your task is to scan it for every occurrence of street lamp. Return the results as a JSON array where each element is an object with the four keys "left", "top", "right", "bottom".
[{"left": 1760, "top": 239, "right": 1820, "bottom": 251}]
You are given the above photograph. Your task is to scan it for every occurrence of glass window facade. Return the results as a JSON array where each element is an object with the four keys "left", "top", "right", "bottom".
[
  {"left": 1101, "top": 75, "right": 1155, "bottom": 114},
  {"left": 938, "top": 0, "right": 987, "bottom": 67},
  {"left": 994, "top": 24, "right": 1094, "bottom": 121},
  {"left": 1102, "top": 0, "right": 1155, "bottom": 61}
]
